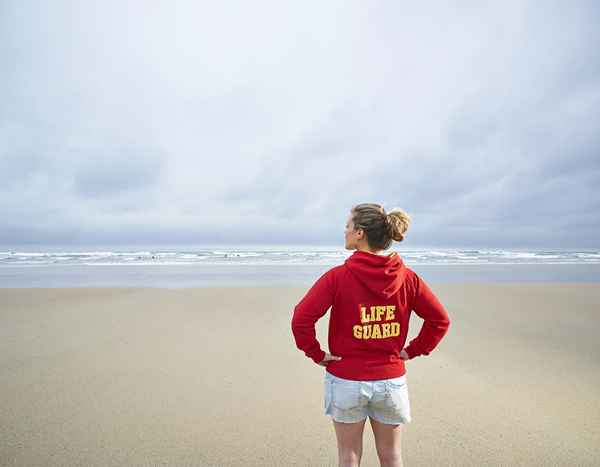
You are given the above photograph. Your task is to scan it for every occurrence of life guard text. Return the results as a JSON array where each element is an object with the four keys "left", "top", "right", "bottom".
[{"left": 353, "top": 305, "right": 400, "bottom": 340}]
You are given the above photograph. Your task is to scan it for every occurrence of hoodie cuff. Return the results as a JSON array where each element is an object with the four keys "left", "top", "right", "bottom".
[{"left": 311, "top": 350, "right": 326, "bottom": 365}]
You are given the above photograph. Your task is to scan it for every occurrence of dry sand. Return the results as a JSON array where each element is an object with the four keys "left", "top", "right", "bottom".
[{"left": 1, "top": 284, "right": 599, "bottom": 466}]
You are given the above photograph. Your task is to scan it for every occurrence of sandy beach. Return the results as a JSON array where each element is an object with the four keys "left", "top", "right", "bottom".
[{"left": 1, "top": 284, "right": 599, "bottom": 466}]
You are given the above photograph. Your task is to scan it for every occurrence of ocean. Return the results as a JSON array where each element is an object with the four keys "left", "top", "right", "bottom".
[{"left": 1, "top": 245, "right": 599, "bottom": 287}]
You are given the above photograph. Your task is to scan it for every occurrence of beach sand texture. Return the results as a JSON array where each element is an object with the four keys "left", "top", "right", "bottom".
[{"left": 1, "top": 284, "right": 599, "bottom": 466}]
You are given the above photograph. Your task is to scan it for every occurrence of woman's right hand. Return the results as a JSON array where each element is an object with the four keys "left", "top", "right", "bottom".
[{"left": 318, "top": 352, "right": 342, "bottom": 366}]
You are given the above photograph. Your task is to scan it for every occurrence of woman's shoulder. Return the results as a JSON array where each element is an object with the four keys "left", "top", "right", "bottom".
[
  {"left": 401, "top": 267, "right": 422, "bottom": 296},
  {"left": 324, "top": 264, "right": 346, "bottom": 281},
  {"left": 330, "top": 264, "right": 346, "bottom": 274}
]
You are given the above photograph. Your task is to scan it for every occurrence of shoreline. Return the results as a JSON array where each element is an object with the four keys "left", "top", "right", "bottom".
[{"left": 2, "top": 263, "right": 600, "bottom": 289}]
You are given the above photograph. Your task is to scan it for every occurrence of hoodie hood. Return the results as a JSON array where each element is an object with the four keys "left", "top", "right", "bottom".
[{"left": 344, "top": 250, "right": 408, "bottom": 299}]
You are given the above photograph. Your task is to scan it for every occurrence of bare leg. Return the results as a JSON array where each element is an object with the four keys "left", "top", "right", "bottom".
[
  {"left": 369, "top": 416, "right": 404, "bottom": 467},
  {"left": 332, "top": 418, "right": 367, "bottom": 467}
]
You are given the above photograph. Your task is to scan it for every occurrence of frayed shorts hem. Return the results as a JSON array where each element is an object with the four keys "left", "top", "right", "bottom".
[{"left": 326, "top": 411, "right": 411, "bottom": 425}]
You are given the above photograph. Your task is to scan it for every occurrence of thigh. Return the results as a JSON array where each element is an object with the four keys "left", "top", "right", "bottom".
[
  {"left": 333, "top": 418, "right": 367, "bottom": 450},
  {"left": 369, "top": 416, "right": 403, "bottom": 457}
]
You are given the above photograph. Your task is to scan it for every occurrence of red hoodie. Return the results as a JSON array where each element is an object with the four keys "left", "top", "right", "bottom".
[{"left": 291, "top": 250, "right": 451, "bottom": 380}]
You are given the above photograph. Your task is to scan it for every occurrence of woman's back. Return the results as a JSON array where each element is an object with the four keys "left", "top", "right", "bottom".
[{"left": 291, "top": 249, "right": 450, "bottom": 381}]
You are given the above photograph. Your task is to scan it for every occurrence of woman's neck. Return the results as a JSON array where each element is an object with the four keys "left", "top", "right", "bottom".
[{"left": 356, "top": 247, "right": 387, "bottom": 256}]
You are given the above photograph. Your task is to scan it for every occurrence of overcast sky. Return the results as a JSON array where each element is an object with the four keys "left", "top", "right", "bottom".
[{"left": 1, "top": 0, "right": 598, "bottom": 250}]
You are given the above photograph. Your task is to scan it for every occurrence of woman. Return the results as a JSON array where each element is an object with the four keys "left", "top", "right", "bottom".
[{"left": 291, "top": 203, "right": 451, "bottom": 467}]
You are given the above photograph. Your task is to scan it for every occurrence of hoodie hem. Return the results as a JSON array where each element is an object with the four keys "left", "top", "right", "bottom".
[{"left": 324, "top": 359, "right": 407, "bottom": 381}]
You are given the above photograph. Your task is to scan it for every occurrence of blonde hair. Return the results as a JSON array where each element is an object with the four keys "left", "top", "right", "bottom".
[{"left": 351, "top": 203, "right": 411, "bottom": 250}]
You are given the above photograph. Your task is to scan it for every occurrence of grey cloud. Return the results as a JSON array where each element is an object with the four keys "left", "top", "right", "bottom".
[
  {"left": 221, "top": 99, "right": 391, "bottom": 214},
  {"left": 1, "top": 0, "right": 599, "bottom": 248},
  {"left": 72, "top": 145, "right": 164, "bottom": 199}
]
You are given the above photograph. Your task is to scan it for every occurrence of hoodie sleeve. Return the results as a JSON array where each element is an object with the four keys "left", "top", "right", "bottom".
[
  {"left": 291, "top": 268, "right": 335, "bottom": 365},
  {"left": 403, "top": 272, "right": 451, "bottom": 360}
]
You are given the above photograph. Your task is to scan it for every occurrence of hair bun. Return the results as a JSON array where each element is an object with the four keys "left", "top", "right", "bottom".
[{"left": 386, "top": 208, "right": 411, "bottom": 242}]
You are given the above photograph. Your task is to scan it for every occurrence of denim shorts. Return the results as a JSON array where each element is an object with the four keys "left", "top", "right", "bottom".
[{"left": 324, "top": 371, "right": 412, "bottom": 425}]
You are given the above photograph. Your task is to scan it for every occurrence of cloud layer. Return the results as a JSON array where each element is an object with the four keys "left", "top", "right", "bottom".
[{"left": 1, "top": 0, "right": 598, "bottom": 248}]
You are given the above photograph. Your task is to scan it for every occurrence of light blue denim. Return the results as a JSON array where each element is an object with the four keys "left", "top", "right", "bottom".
[{"left": 324, "top": 370, "right": 412, "bottom": 425}]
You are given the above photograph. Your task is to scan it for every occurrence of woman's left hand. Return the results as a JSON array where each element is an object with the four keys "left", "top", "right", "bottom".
[
  {"left": 399, "top": 349, "right": 410, "bottom": 360},
  {"left": 318, "top": 352, "right": 342, "bottom": 366}
]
